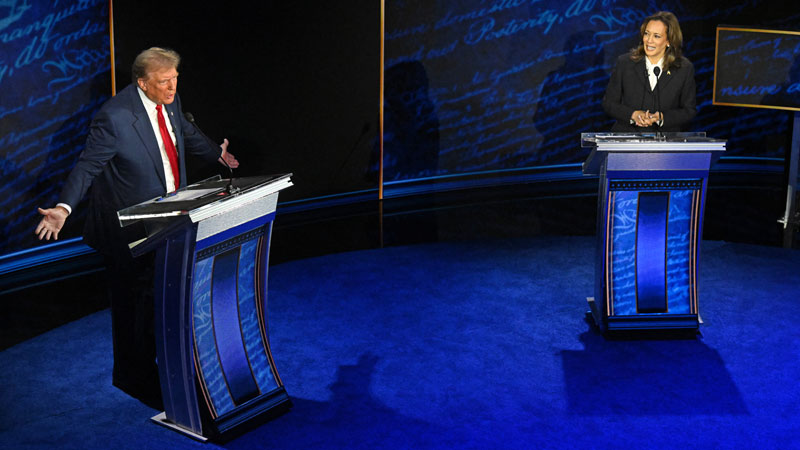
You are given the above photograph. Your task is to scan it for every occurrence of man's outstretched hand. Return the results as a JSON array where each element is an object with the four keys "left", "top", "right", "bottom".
[
  {"left": 219, "top": 138, "right": 239, "bottom": 169},
  {"left": 35, "top": 206, "right": 69, "bottom": 241}
]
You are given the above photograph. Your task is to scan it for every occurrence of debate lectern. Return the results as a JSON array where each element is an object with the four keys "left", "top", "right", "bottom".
[
  {"left": 117, "top": 174, "right": 293, "bottom": 440},
  {"left": 581, "top": 133, "right": 725, "bottom": 333}
]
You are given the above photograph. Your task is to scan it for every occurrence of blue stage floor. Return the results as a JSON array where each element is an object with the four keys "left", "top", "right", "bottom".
[{"left": 1, "top": 236, "right": 799, "bottom": 449}]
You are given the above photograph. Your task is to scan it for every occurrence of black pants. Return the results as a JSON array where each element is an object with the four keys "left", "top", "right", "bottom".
[{"left": 104, "top": 250, "right": 160, "bottom": 401}]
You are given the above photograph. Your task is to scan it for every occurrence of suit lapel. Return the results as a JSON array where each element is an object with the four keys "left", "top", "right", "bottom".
[
  {"left": 634, "top": 60, "right": 649, "bottom": 92},
  {"left": 657, "top": 64, "right": 676, "bottom": 91},
  {"left": 127, "top": 85, "right": 168, "bottom": 190}
]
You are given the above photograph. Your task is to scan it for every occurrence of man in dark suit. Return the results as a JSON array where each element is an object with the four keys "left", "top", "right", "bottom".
[
  {"left": 602, "top": 11, "right": 697, "bottom": 132},
  {"left": 35, "top": 47, "right": 238, "bottom": 405}
]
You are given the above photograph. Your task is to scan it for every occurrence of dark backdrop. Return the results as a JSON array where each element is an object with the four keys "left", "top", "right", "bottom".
[{"left": 111, "top": 1, "right": 382, "bottom": 203}]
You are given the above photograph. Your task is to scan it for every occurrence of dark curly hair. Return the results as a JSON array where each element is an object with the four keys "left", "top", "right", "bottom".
[{"left": 630, "top": 11, "right": 684, "bottom": 71}]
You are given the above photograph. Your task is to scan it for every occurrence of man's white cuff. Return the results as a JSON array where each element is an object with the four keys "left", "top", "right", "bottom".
[{"left": 56, "top": 203, "right": 72, "bottom": 215}]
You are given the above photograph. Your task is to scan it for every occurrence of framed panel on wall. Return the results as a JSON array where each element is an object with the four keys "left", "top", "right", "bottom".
[{"left": 714, "top": 26, "right": 800, "bottom": 112}]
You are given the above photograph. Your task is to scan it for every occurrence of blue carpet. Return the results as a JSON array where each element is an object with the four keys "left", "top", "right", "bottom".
[{"left": 1, "top": 236, "right": 799, "bottom": 449}]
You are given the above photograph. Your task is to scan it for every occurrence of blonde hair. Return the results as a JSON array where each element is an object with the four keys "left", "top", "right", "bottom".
[{"left": 131, "top": 47, "right": 180, "bottom": 83}]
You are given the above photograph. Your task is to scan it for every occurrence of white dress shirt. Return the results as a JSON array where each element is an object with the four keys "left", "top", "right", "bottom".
[
  {"left": 645, "top": 56, "right": 664, "bottom": 91},
  {"left": 645, "top": 56, "right": 665, "bottom": 126},
  {"left": 57, "top": 88, "right": 179, "bottom": 215},
  {"left": 136, "top": 87, "right": 179, "bottom": 193}
]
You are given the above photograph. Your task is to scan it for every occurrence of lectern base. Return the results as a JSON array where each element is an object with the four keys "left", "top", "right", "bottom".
[
  {"left": 151, "top": 412, "right": 209, "bottom": 442},
  {"left": 151, "top": 389, "right": 292, "bottom": 442},
  {"left": 587, "top": 297, "right": 700, "bottom": 335},
  {"left": 586, "top": 296, "right": 603, "bottom": 331}
]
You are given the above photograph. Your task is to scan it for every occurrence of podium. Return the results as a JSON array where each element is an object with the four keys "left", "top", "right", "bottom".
[
  {"left": 117, "top": 174, "right": 293, "bottom": 440},
  {"left": 581, "top": 133, "right": 725, "bottom": 333}
]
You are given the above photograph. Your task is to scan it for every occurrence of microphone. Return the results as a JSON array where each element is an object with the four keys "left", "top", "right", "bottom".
[
  {"left": 184, "top": 112, "right": 239, "bottom": 195},
  {"left": 652, "top": 66, "right": 662, "bottom": 139}
]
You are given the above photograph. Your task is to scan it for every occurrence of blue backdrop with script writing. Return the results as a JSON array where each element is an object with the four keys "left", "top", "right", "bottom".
[
  {"left": 0, "top": 0, "right": 110, "bottom": 255},
  {"left": 382, "top": 0, "right": 800, "bottom": 182},
  {"left": 2, "top": 1, "right": 800, "bottom": 256}
]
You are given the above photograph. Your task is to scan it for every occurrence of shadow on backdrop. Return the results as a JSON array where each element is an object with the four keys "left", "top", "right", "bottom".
[
  {"left": 380, "top": 60, "right": 441, "bottom": 182},
  {"left": 533, "top": 31, "right": 611, "bottom": 165}
]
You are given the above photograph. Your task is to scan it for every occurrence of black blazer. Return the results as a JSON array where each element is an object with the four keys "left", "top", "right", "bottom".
[
  {"left": 58, "top": 83, "right": 222, "bottom": 253},
  {"left": 602, "top": 54, "right": 697, "bottom": 132}
]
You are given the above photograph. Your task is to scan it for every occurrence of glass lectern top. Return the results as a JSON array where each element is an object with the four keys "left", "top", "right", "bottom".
[
  {"left": 580, "top": 132, "right": 713, "bottom": 147},
  {"left": 117, "top": 174, "right": 292, "bottom": 225}
]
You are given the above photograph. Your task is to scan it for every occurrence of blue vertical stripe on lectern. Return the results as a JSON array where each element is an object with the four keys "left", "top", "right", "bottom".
[
  {"left": 238, "top": 240, "right": 277, "bottom": 392},
  {"left": 666, "top": 190, "right": 693, "bottom": 313},
  {"left": 193, "top": 257, "right": 236, "bottom": 415},
  {"left": 212, "top": 249, "right": 259, "bottom": 405},
  {"left": 635, "top": 192, "right": 669, "bottom": 312}
]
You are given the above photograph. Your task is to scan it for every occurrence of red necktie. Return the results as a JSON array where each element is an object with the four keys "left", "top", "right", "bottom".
[{"left": 156, "top": 104, "right": 180, "bottom": 189}]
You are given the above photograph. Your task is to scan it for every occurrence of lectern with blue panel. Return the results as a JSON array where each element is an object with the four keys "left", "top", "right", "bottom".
[
  {"left": 582, "top": 133, "right": 725, "bottom": 333},
  {"left": 118, "top": 174, "right": 293, "bottom": 440}
]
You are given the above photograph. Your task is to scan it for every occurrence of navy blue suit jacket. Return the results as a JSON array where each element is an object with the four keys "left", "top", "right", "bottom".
[
  {"left": 602, "top": 54, "right": 697, "bottom": 132},
  {"left": 59, "top": 83, "right": 221, "bottom": 252}
]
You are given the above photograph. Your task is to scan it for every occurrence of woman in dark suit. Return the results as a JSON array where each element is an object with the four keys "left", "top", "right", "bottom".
[{"left": 602, "top": 11, "right": 696, "bottom": 132}]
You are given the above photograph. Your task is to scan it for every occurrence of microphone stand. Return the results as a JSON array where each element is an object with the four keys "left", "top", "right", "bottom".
[
  {"left": 652, "top": 66, "right": 663, "bottom": 141},
  {"left": 184, "top": 112, "right": 239, "bottom": 195}
]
